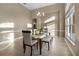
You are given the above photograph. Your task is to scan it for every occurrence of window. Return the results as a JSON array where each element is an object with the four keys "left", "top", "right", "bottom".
[
  {"left": 27, "top": 23, "right": 32, "bottom": 28},
  {"left": 65, "top": 6, "right": 75, "bottom": 45},
  {"left": 44, "top": 16, "right": 55, "bottom": 23},
  {"left": 47, "top": 24, "right": 55, "bottom": 36}
]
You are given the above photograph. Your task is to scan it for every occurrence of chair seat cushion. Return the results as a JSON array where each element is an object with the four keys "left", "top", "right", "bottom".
[
  {"left": 31, "top": 40, "right": 38, "bottom": 45},
  {"left": 42, "top": 36, "right": 51, "bottom": 42}
]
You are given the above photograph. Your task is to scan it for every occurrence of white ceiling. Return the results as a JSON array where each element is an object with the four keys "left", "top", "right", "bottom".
[{"left": 21, "top": 3, "right": 55, "bottom": 10}]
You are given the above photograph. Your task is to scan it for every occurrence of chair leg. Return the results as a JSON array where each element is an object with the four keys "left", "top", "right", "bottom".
[
  {"left": 48, "top": 42, "right": 50, "bottom": 51},
  {"left": 30, "top": 46, "right": 32, "bottom": 56},
  {"left": 36, "top": 42, "right": 38, "bottom": 50},
  {"left": 23, "top": 44, "right": 26, "bottom": 53}
]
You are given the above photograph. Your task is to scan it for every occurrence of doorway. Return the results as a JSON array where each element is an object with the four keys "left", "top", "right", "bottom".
[
  {"left": 47, "top": 23, "right": 55, "bottom": 37},
  {"left": 44, "top": 16, "right": 56, "bottom": 37}
]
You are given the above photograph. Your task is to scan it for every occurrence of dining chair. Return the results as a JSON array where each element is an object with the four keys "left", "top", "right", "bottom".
[
  {"left": 42, "top": 33, "right": 53, "bottom": 50},
  {"left": 22, "top": 30, "right": 38, "bottom": 56}
]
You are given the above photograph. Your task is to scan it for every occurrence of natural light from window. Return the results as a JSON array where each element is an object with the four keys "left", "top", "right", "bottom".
[
  {"left": 0, "top": 22, "right": 14, "bottom": 43},
  {"left": 27, "top": 23, "right": 32, "bottom": 28},
  {"left": 0, "top": 23, "right": 14, "bottom": 28},
  {"left": 0, "top": 22, "right": 15, "bottom": 51}
]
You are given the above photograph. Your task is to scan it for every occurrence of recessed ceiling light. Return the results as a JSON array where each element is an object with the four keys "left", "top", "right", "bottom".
[{"left": 23, "top": 3, "right": 27, "bottom": 5}]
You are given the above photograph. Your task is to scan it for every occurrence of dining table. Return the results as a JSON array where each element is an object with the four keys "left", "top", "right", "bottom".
[{"left": 32, "top": 34, "right": 46, "bottom": 55}]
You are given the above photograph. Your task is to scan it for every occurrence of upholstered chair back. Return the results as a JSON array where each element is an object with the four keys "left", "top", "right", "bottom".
[{"left": 22, "top": 31, "right": 32, "bottom": 45}]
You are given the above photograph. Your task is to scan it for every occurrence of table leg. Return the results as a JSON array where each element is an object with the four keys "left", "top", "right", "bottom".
[{"left": 39, "top": 39, "right": 42, "bottom": 55}]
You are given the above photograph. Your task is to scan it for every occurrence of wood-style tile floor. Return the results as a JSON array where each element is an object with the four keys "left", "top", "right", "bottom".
[
  {"left": 0, "top": 36, "right": 72, "bottom": 56},
  {"left": 25, "top": 37, "right": 72, "bottom": 56}
]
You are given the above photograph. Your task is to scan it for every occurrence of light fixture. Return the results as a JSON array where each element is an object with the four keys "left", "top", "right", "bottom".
[
  {"left": 37, "top": 11, "right": 41, "bottom": 16},
  {"left": 42, "top": 12, "right": 45, "bottom": 16},
  {"left": 36, "top": 11, "right": 45, "bottom": 17}
]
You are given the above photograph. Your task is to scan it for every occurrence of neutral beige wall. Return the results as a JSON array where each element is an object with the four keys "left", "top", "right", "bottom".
[
  {"left": 0, "top": 3, "right": 65, "bottom": 55},
  {"left": 0, "top": 3, "right": 32, "bottom": 38},
  {"left": 31, "top": 3, "right": 65, "bottom": 37},
  {"left": 75, "top": 4, "right": 79, "bottom": 44},
  {"left": 74, "top": 3, "right": 79, "bottom": 55},
  {"left": 0, "top": 3, "right": 31, "bottom": 55}
]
